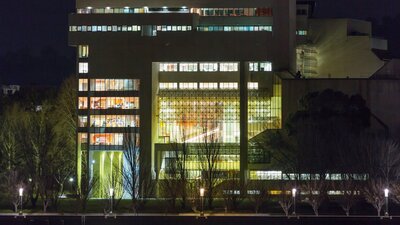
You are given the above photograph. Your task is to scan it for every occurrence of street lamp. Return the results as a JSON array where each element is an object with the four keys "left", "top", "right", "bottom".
[
  {"left": 18, "top": 188, "right": 23, "bottom": 214},
  {"left": 292, "top": 188, "right": 297, "bottom": 215},
  {"left": 384, "top": 188, "right": 389, "bottom": 217},
  {"left": 109, "top": 188, "right": 114, "bottom": 214},
  {"left": 200, "top": 188, "right": 205, "bottom": 216}
]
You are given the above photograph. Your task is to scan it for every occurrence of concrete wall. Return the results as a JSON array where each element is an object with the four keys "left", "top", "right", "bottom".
[
  {"left": 282, "top": 79, "right": 400, "bottom": 136},
  {"left": 305, "top": 19, "right": 384, "bottom": 78}
]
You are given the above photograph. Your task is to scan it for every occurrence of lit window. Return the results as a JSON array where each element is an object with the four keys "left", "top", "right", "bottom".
[
  {"left": 249, "top": 62, "right": 272, "bottom": 72},
  {"left": 78, "top": 116, "right": 88, "bottom": 127},
  {"left": 79, "top": 79, "right": 88, "bottom": 91},
  {"left": 220, "top": 82, "right": 238, "bottom": 89},
  {"left": 159, "top": 83, "right": 178, "bottom": 90},
  {"left": 90, "top": 133, "right": 124, "bottom": 145},
  {"left": 248, "top": 82, "right": 259, "bottom": 90},
  {"left": 90, "top": 97, "right": 139, "bottom": 109},
  {"left": 105, "top": 7, "right": 113, "bottom": 13},
  {"left": 219, "top": 62, "right": 238, "bottom": 72},
  {"left": 179, "top": 82, "right": 198, "bottom": 90},
  {"left": 249, "top": 62, "right": 258, "bottom": 71},
  {"left": 199, "top": 83, "right": 218, "bottom": 89},
  {"left": 160, "top": 63, "right": 178, "bottom": 72},
  {"left": 179, "top": 63, "right": 198, "bottom": 72},
  {"left": 250, "top": 171, "right": 282, "bottom": 180},
  {"left": 79, "top": 62, "right": 88, "bottom": 73},
  {"left": 89, "top": 79, "right": 140, "bottom": 91},
  {"left": 78, "top": 97, "right": 88, "bottom": 109},
  {"left": 90, "top": 115, "right": 140, "bottom": 127},
  {"left": 199, "top": 63, "right": 218, "bottom": 72},
  {"left": 296, "top": 30, "right": 307, "bottom": 36},
  {"left": 260, "top": 62, "right": 272, "bottom": 71}
]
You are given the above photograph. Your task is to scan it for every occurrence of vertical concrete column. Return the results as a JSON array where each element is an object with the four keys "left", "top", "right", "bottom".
[
  {"left": 140, "top": 68, "right": 154, "bottom": 197},
  {"left": 239, "top": 61, "right": 249, "bottom": 183}
]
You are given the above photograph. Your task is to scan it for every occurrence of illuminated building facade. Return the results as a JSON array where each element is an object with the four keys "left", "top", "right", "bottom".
[{"left": 70, "top": 0, "right": 385, "bottom": 197}]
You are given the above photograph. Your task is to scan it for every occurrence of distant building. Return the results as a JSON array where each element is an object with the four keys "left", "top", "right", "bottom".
[
  {"left": 69, "top": 0, "right": 396, "bottom": 197},
  {"left": 2, "top": 85, "right": 20, "bottom": 95}
]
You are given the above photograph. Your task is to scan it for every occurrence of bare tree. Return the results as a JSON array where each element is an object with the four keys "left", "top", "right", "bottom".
[
  {"left": 122, "top": 130, "right": 156, "bottom": 212},
  {"left": 159, "top": 156, "right": 180, "bottom": 211},
  {"left": 172, "top": 141, "right": 189, "bottom": 209},
  {"left": 301, "top": 177, "right": 327, "bottom": 216},
  {"left": 160, "top": 140, "right": 189, "bottom": 211},
  {"left": 187, "top": 180, "right": 201, "bottom": 213},
  {"left": 277, "top": 182, "right": 293, "bottom": 217},
  {"left": 331, "top": 175, "right": 359, "bottom": 216},
  {"left": 50, "top": 75, "right": 77, "bottom": 210},
  {"left": 0, "top": 104, "right": 23, "bottom": 171},
  {"left": 121, "top": 131, "right": 140, "bottom": 212},
  {"left": 364, "top": 179, "right": 386, "bottom": 216},
  {"left": 75, "top": 168, "right": 98, "bottom": 212},
  {"left": 247, "top": 181, "right": 270, "bottom": 213},
  {"left": 198, "top": 133, "right": 222, "bottom": 209},
  {"left": 1, "top": 171, "right": 25, "bottom": 212},
  {"left": 18, "top": 102, "right": 55, "bottom": 208},
  {"left": 218, "top": 171, "right": 246, "bottom": 212},
  {"left": 104, "top": 169, "right": 124, "bottom": 213}
]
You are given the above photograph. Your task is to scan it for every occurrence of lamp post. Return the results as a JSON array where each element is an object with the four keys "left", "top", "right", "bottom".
[
  {"left": 69, "top": 177, "right": 74, "bottom": 193},
  {"left": 384, "top": 188, "right": 389, "bottom": 217},
  {"left": 292, "top": 188, "right": 297, "bottom": 215},
  {"left": 109, "top": 188, "right": 114, "bottom": 214},
  {"left": 18, "top": 188, "right": 23, "bottom": 214},
  {"left": 200, "top": 188, "right": 205, "bottom": 216}
]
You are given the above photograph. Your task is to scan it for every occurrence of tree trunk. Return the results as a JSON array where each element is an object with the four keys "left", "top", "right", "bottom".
[
  {"left": 181, "top": 196, "right": 186, "bottom": 209},
  {"left": 43, "top": 202, "right": 47, "bottom": 213},
  {"left": 31, "top": 194, "right": 39, "bottom": 208}
]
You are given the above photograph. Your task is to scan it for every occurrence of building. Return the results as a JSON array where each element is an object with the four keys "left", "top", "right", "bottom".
[
  {"left": 69, "top": 0, "right": 390, "bottom": 197},
  {"left": 1, "top": 85, "right": 20, "bottom": 95}
]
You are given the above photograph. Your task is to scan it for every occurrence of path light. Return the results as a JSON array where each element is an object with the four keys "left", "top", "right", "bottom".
[
  {"left": 384, "top": 188, "right": 389, "bottom": 217},
  {"left": 109, "top": 188, "right": 114, "bottom": 214},
  {"left": 200, "top": 188, "right": 205, "bottom": 216},
  {"left": 18, "top": 188, "right": 23, "bottom": 214},
  {"left": 292, "top": 188, "right": 297, "bottom": 215}
]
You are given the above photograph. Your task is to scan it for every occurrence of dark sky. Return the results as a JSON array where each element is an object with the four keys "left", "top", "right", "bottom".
[
  {"left": 0, "top": 0, "right": 399, "bottom": 85},
  {"left": 313, "top": 0, "right": 400, "bottom": 19}
]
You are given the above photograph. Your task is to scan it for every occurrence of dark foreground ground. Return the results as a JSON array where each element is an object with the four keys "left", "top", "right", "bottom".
[{"left": 0, "top": 214, "right": 398, "bottom": 225}]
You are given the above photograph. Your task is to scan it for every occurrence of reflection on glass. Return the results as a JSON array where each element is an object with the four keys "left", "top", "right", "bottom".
[
  {"left": 90, "top": 79, "right": 140, "bottom": 91},
  {"left": 90, "top": 133, "right": 123, "bottom": 145},
  {"left": 90, "top": 97, "right": 139, "bottom": 109},
  {"left": 79, "top": 97, "right": 88, "bottom": 109},
  {"left": 90, "top": 115, "right": 140, "bottom": 127}
]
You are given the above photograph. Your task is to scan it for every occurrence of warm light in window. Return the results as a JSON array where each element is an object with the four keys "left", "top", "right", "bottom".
[{"left": 78, "top": 62, "right": 88, "bottom": 73}]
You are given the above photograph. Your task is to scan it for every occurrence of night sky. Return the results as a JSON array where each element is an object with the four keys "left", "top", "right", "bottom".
[{"left": 0, "top": 0, "right": 399, "bottom": 85}]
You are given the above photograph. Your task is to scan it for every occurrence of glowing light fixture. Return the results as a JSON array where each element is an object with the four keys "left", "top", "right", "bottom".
[
  {"left": 292, "top": 188, "right": 297, "bottom": 197},
  {"left": 200, "top": 188, "right": 205, "bottom": 197},
  {"left": 385, "top": 188, "right": 389, "bottom": 198}
]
